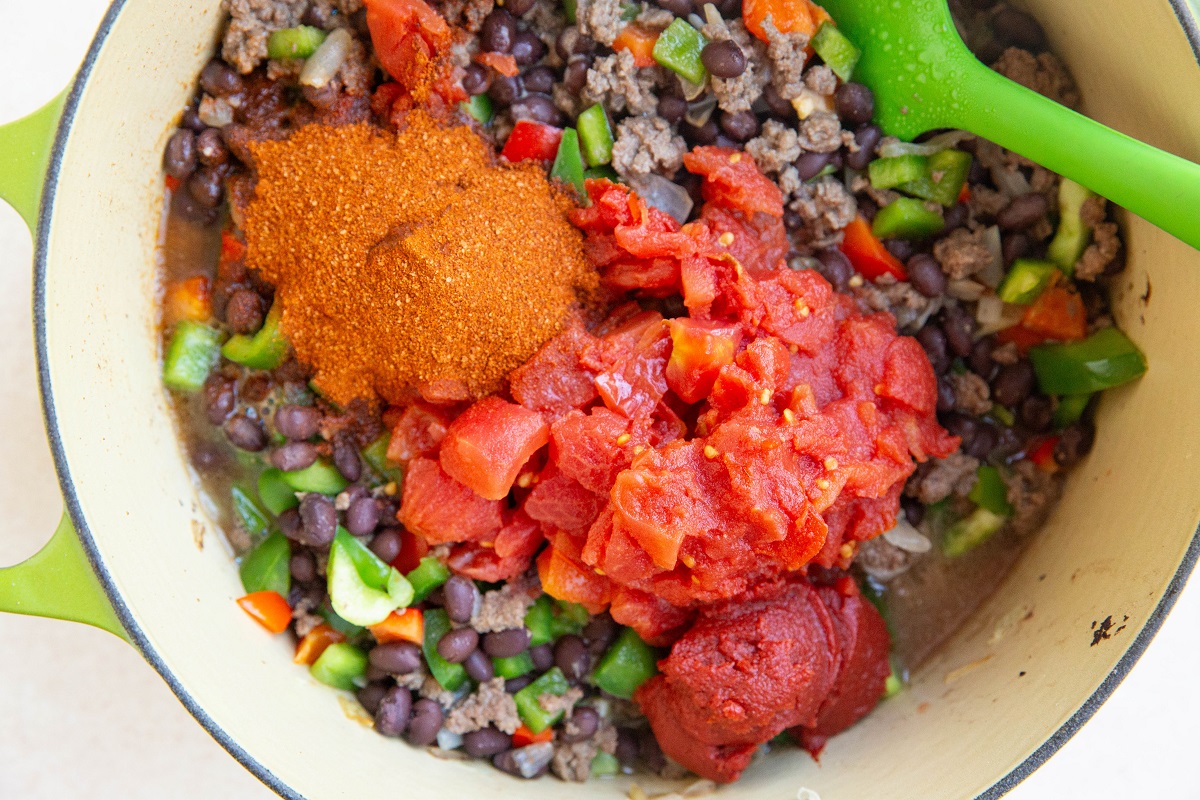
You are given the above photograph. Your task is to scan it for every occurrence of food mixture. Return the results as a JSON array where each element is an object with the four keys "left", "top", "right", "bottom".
[{"left": 158, "top": 0, "right": 1147, "bottom": 785}]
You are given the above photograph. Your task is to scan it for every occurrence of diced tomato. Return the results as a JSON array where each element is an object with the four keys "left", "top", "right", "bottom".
[
  {"left": 683, "top": 147, "right": 785, "bottom": 219},
  {"left": 512, "top": 724, "right": 555, "bottom": 747},
  {"left": 958, "top": 183, "right": 972, "bottom": 204},
  {"left": 523, "top": 467, "right": 608, "bottom": 533},
  {"left": 220, "top": 230, "right": 247, "bottom": 266},
  {"left": 840, "top": 216, "right": 908, "bottom": 281},
  {"left": 551, "top": 407, "right": 637, "bottom": 494},
  {"left": 398, "top": 457, "right": 504, "bottom": 544},
  {"left": 388, "top": 402, "right": 453, "bottom": 463},
  {"left": 449, "top": 511, "right": 545, "bottom": 581},
  {"left": 440, "top": 397, "right": 550, "bottom": 500},
  {"left": 370, "top": 608, "right": 425, "bottom": 645},
  {"left": 501, "top": 120, "right": 564, "bottom": 163},
  {"left": 666, "top": 318, "right": 742, "bottom": 403},
  {"left": 611, "top": 24, "right": 659, "bottom": 68},
  {"left": 474, "top": 51, "right": 518, "bottom": 77},
  {"left": 364, "top": 0, "right": 452, "bottom": 78},
  {"left": 163, "top": 276, "right": 212, "bottom": 324},
  {"left": 389, "top": 528, "right": 430, "bottom": 574},
  {"left": 371, "top": 81, "right": 405, "bottom": 119},
  {"left": 293, "top": 624, "right": 345, "bottom": 665},
  {"left": 537, "top": 533, "right": 613, "bottom": 614},
  {"left": 164, "top": 174, "right": 181, "bottom": 192},
  {"left": 237, "top": 591, "right": 292, "bottom": 634}
]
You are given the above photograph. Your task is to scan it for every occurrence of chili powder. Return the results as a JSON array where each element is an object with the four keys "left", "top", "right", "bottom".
[{"left": 242, "top": 111, "right": 598, "bottom": 406}]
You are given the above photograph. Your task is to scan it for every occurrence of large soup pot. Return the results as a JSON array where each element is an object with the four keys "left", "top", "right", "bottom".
[{"left": 1, "top": 1, "right": 1198, "bottom": 797}]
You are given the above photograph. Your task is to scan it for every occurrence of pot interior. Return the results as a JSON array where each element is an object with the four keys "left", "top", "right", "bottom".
[{"left": 38, "top": 1, "right": 1200, "bottom": 797}]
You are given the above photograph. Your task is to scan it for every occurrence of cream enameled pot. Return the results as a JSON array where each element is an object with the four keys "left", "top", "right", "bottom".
[{"left": 1, "top": 1, "right": 1199, "bottom": 798}]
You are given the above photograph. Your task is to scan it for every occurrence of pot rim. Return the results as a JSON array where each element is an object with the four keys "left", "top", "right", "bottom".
[{"left": 31, "top": 2, "right": 1200, "bottom": 798}]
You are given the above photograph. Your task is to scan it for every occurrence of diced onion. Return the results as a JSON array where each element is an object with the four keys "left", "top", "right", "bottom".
[
  {"left": 976, "top": 301, "right": 1025, "bottom": 336},
  {"left": 975, "top": 293, "right": 1005, "bottom": 326},
  {"left": 436, "top": 729, "right": 463, "bottom": 750},
  {"left": 947, "top": 278, "right": 986, "bottom": 301},
  {"left": 685, "top": 93, "right": 717, "bottom": 127},
  {"left": 702, "top": 3, "right": 723, "bottom": 26},
  {"left": 990, "top": 165, "right": 1032, "bottom": 198},
  {"left": 882, "top": 519, "right": 933, "bottom": 554},
  {"left": 300, "top": 27, "right": 353, "bottom": 88},
  {"left": 878, "top": 130, "right": 971, "bottom": 158},
  {"left": 629, "top": 173, "right": 694, "bottom": 225},
  {"left": 976, "top": 225, "right": 1004, "bottom": 288},
  {"left": 198, "top": 96, "right": 233, "bottom": 127}
]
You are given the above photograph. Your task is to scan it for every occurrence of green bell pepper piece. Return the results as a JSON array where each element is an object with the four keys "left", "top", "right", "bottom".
[
  {"left": 551, "top": 128, "right": 586, "bottom": 197},
  {"left": 553, "top": 600, "right": 590, "bottom": 634},
  {"left": 406, "top": 556, "right": 451, "bottom": 603},
  {"left": 590, "top": 751, "right": 621, "bottom": 777},
  {"left": 653, "top": 19, "right": 708, "bottom": 85},
  {"left": 868, "top": 154, "right": 930, "bottom": 191},
  {"left": 334, "top": 527, "right": 392, "bottom": 590},
  {"left": 942, "top": 506, "right": 1007, "bottom": 557},
  {"left": 968, "top": 465, "right": 1013, "bottom": 517},
  {"left": 591, "top": 627, "right": 657, "bottom": 700},
  {"left": 1029, "top": 328, "right": 1147, "bottom": 396},
  {"left": 423, "top": 608, "right": 468, "bottom": 691},
  {"left": 267, "top": 25, "right": 327, "bottom": 59},
  {"left": 163, "top": 321, "right": 223, "bottom": 393},
  {"left": 1053, "top": 393, "right": 1093, "bottom": 429},
  {"left": 281, "top": 458, "right": 348, "bottom": 495},
  {"left": 328, "top": 528, "right": 413, "bottom": 626},
  {"left": 997, "top": 259, "right": 1058, "bottom": 305},
  {"left": 310, "top": 642, "right": 368, "bottom": 690},
  {"left": 899, "top": 149, "right": 973, "bottom": 207},
  {"left": 222, "top": 300, "right": 289, "bottom": 371},
  {"left": 492, "top": 651, "right": 536, "bottom": 679},
  {"left": 319, "top": 603, "right": 366, "bottom": 638},
  {"left": 563, "top": 0, "right": 577, "bottom": 23},
  {"left": 872, "top": 197, "right": 945, "bottom": 240},
  {"left": 811, "top": 21, "right": 861, "bottom": 82},
  {"left": 257, "top": 467, "right": 299, "bottom": 515},
  {"left": 577, "top": 104, "right": 614, "bottom": 167},
  {"left": 231, "top": 485, "right": 272, "bottom": 538},
  {"left": 525, "top": 595, "right": 556, "bottom": 646},
  {"left": 362, "top": 433, "right": 403, "bottom": 484},
  {"left": 238, "top": 531, "right": 292, "bottom": 597},
  {"left": 1047, "top": 179, "right": 1097, "bottom": 274},
  {"left": 883, "top": 663, "right": 904, "bottom": 698},
  {"left": 583, "top": 165, "right": 620, "bottom": 182},
  {"left": 459, "top": 93, "right": 494, "bottom": 125},
  {"left": 987, "top": 403, "right": 1016, "bottom": 427},
  {"left": 514, "top": 667, "right": 572, "bottom": 733},
  {"left": 619, "top": 1, "right": 638, "bottom": 20}
]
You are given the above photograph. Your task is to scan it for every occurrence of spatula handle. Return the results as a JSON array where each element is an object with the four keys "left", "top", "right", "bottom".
[{"left": 948, "top": 64, "right": 1200, "bottom": 251}]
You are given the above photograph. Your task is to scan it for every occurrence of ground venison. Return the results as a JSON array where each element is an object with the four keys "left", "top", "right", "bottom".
[
  {"left": 745, "top": 120, "right": 801, "bottom": 175},
  {"left": 763, "top": 18, "right": 810, "bottom": 101},
  {"left": 855, "top": 536, "right": 921, "bottom": 581},
  {"left": 934, "top": 227, "right": 994, "bottom": 280},
  {"left": 471, "top": 580, "right": 538, "bottom": 632},
  {"left": 436, "top": 0, "right": 494, "bottom": 32},
  {"left": 910, "top": 452, "right": 980, "bottom": 505},
  {"left": 795, "top": 110, "right": 846, "bottom": 154},
  {"left": 949, "top": 371, "right": 992, "bottom": 416},
  {"left": 537, "top": 686, "right": 584, "bottom": 720},
  {"left": 221, "top": 0, "right": 307, "bottom": 74},
  {"left": 611, "top": 115, "right": 687, "bottom": 178},
  {"left": 636, "top": 4, "right": 675, "bottom": 28},
  {"left": 804, "top": 65, "right": 837, "bottom": 97},
  {"left": 444, "top": 677, "right": 522, "bottom": 734},
  {"left": 420, "top": 675, "right": 462, "bottom": 707},
  {"left": 991, "top": 47, "right": 1081, "bottom": 109},
  {"left": 1074, "top": 196, "right": 1121, "bottom": 280},
  {"left": 582, "top": 51, "right": 659, "bottom": 115},
  {"left": 307, "top": 0, "right": 364, "bottom": 28},
  {"left": 788, "top": 176, "right": 857, "bottom": 250},
  {"left": 701, "top": 19, "right": 768, "bottom": 113},
  {"left": 576, "top": 0, "right": 624, "bottom": 45},
  {"left": 1005, "top": 459, "right": 1064, "bottom": 536},
  {"left": 852, "top": 277, "right": 941, "bottom": 332},
  {"left": 551, "top": 721, "right": 618, "bottom": 782}
]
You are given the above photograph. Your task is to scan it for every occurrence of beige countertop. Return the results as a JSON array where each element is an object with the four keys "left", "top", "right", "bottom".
[{"left": 2, "top": 3, "right": 1197, "bottom": 798}]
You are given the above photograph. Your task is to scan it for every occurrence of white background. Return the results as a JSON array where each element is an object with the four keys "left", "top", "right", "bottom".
[{"left": 1, "top": 2, "right": 1197, "bottom": 798}]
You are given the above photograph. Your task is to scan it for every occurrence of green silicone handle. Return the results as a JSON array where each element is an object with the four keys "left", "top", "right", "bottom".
[
  {"left": 0, "top": 89, "right": 68, "bottom": 232},
  {"left": 0, "top": 511, "right": 126, "bottom": 638}
]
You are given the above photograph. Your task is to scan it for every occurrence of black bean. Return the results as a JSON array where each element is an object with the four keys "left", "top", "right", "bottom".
[
  {"left": 906, "top": 253, "right": 947, "bottom": 298},
  {"left": 164, "top": 129, "right": 197, "bottom": 179},
  {"left": 1020, "top": 395, "right": 1054, "bottom": 432},
  {"left": 437, "top": 627, "right": 480, "bottom": 663},
  {"left": 884, "top": 238, "right": 916, "bottom": 263},
  {"left": 1002, "top": 232, "right": 1031, "bottom": 266},
  {"left": 172, "top": 183, "right": 218, "bottom": 225},
  {"left": 834, "top": 82, "right": 875, "bottom": 125},
  {"left": 187, "top": 167, "right": 224, "bottom": 209},
  {"left": 916, "top": 325, "right": 950, "bottom": 374},
  {"left": 1054, "top": 421, "right": 1095, "bottom": 467},
  {"left": 224, "top": 414, "right": 267, "bottom": 452},
  {"left": 968, "top": 336, "right": 997, "bottom": 380},
  {"left": 964, "top": 421, "right": 998, "bottom": 459},
  {"left": 341, "top": 496, "right": 379, "bottom": 536},
  {"left": 761, "top": 83, "right": 795, "bottom": 120},
  {"left": 370, "top": 641, "right": 424, "bottom": 674},
  {"left": 511, "top": 94, "right": 563, "bottom": 126},
  {"left": 942, "top": 411, "right": 977, "bottom": 443},
  {"left": 902, "top": 497, "right": 924, "bottom": 526},
  {"left": 522, "top": 66, "right": 555, "bottom": 95},
  {"left": 272, "top": 441, "right": 319, "bottom": 472},
  {"left": 375, "top": 688, "right": 414, "bottom": 737},
  {"left": 715, "top": 0, "right": 741, "bottom": 17},
  {"left": 554, "top": 634, "right": 591, "bottom": 682},
  {"left": 274, "top": 405, "right": 320, "bottom": 441},
  {"left": 488, "top": 74, "right": 523, "bottom": 107},
  {"left": 656, "top": 94, "right": 688, "bottom": 125},
  {"left": 505, "top": 0, "right": 537, "bottom": 14},
  {"left": 481, "top": 9, "right": 516, "bottom": 53},
  {"left": 180, "top": 106, "right": 206, "bottom": 132},
  {"left": 297, "top": 493, "right": 338, "bottom": 547},
  {"left": 992, "top": 360, "right": 1035, "bottom": 407},
  {"left": 942, "top": 305, "right": 976, "bottom": 357},
  {"left": 846, "top": 124, "right": 883, "bottom": 171},
  {"left": 505, "top": 675, "right": 534, "bottom": 693},
  {"left": 443, "top": 575, "right": 480, "bottom": 624},
  {"left": 365, "top": 662, "right": 390, "bottom": 684},
  {"left": 196, "top": 128, "right": 229, "bottom": 167},
  {"left": 370, "top": 528, "right": 404, "bottom": 564},
  {"left": 992, "top": 7, "right": 1047, "bottom": 50},
  {"left": 510, "top": 31, "right": 546, "bottom": 66},
  {"left": 199, "top": 59, "right": 243, "bottom": 97},
  {"left": 617, "top": 728, "right": 641, "bottom": 767},
  {"left": 582, "top": 614, "right": 617, "bottom": 653},
  {"left": 289, "top": 551, "right": 317, "bottom": 583},
  {"left": 560, "top": 706, "right": 599, "bottom": 743},
  {"left": 483, "top": 628, "right": 532, "bottom": 658},
  {"left": 278, "top": 508, "right": 303, "bottom": 540},
  {"left": 997, "top": 192, "right": 1049, "bottom": 231},
  {"left": 202, "top": 375, "right": 235, "bottom": 425},
  {"left": 325, "top": 439, "right": 359, "bottom": 486},
  {"left": 681, "top": 119, "right": 719, "bottom": 146},
  {"left": 559, "top": 56, "right": 590, "bottom": 96},
  {"left": 815, "top": 247, "right": 853, "bottom": 291},
  {"left": 701, "top": 40, "right": 747, "bottom": 79},
  {"left": 463, "top": 726, "right": 512, "bottom": 757},
  {"left": 463, "top": 63, "right": 491, "bottom": 95},
  {"left": 656, "top": 0, "right": 693, "bottom": 15},
  {"left": 425, "top": 586, "right": 446, "bottom": 607},
  {"left": 857, "top": 194, "right": 879, "bottom": 223},
  {"left": 529, "top": 643, "right": 554, "bottom": 672},
  {"left": 357, "top": 682, "right": 389, "bottom": 716},
  {"left": 465, "top": 649, "right": 496, "bottom": 682},
  {"left": 943, "top": 202, "right": 969, "bottom": 232},
  {"left": 719, "top": 110, "right": 758, "bottom": 142},
  {"left": 224, "top": 288, "right": 263, "bottom": 334},
  {"left": 407, "top": 698, "right": 444, "bottom": 746},
  {"left": 936, "top": 376, "right": 957, "bottom": 412}
]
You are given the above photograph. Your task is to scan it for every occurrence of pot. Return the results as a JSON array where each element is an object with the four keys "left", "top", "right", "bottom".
[{"left": 1, "top": 1, "right": 1199, "bottom": 797}]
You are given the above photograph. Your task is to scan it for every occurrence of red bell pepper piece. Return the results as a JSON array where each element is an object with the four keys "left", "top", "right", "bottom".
[
  {"left": 501, "top": 120, "right": 564, "bottom": 163},
  {"left": 369, "top": 607, "right": 425, "bottom": 645},
  {"left": 512, "top": 724, "right": 555, "bottom": 747},
  {"left": 293, "top": 624, "right": 346, "bottom": 665},
  {"left": 997, "top": 286, "right": 1088, "bottom": 351},
  {"left": 839, "top": 216, "right": 908, "bottom": 282},
  {"left": 1028, "top": 435, "right": 1060, "bottom": 472},
  {"left": 237, "top": 591, "right": 292, "bottom": 634}
]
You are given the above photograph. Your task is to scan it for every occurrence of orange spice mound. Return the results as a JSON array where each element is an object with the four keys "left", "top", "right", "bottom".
[{"left": 242, "top": 111, "right": 598, "bottom": 406}]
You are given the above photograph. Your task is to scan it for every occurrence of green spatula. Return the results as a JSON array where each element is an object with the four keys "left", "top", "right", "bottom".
[{"left": 817, "top": 0, "right": 1200, "bottom": 251}]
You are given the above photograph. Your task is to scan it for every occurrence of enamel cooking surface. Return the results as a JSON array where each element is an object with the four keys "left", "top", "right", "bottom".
[{"left": 36, "top": 1, "right": 1200, "bottom": 797}]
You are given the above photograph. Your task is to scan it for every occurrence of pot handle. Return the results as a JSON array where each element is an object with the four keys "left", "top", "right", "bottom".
[{"left": 0, "top": 89, "right": 68, "bottom": 233}]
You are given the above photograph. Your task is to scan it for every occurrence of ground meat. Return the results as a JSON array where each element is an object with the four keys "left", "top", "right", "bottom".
[
  {"left": 471, "top": 578, "right": 538, "bottom": 632},
  {"left": 331, "top": 36, "right": 373, "bottom": 96},
  {"left": 804, "top": 65, "right": 837, "bottom": 97},
  {"left": 552, "top": 83, "right": 583, "bottom": 118},
  {"left": 969, "top": 184, "right": 1010, "bottom": 220},
  {"left": 910, "top": 452, "right": 980, "bottom": 505},
  {"left": 855, "top": 536, "right": 921, "bottom": 581},
  {"left": 420, "top": 675, "right": 462, "bottom": 707},
  {"left": 701, "top": 19, "right": 768, "bottom": 113},
  {"left": 537, "top": 686, "right": 584, "bottom": 719},
  {"left": 851, "top": 278, "right": 941, "bottom": 333},
  {"left": 306, "top": 0, "right": 364, "bottom": 28},
  {"left": 788, "top": 176, "right": 857, "bottom": 250},
  {"left": 745, "top": 120, "right": 801, "bottom": 175},
  {"left": 1074, "top": 196, "right": 1121, "bottom": 280},
  {"left": 1005, "top": 459, "right": 1064, "bottom": 536},
  {"left": 444, "top": 677, "right": 522, "bottom": 734},
  {"left": 611, "top": 115, "right": 687, "bottom": 178},
  {"left": 527, "top": 0, "right": 568, "bottom": 50},
  {"left": 582, "top": 51, "right": 659, "bottom": 115},
  {"left": 934, "top": 227, "right": 993, "bottom": 280},
  {"left": 394, "top": 662, "right": 430, "bottom": 690},
  {"left": 636, "top": 4, "right": 675, "bottom": 28},
  {"left": 291, "top": 593, "right": 324, "bottom": 637},
  {"left": 992, "top": 47, "right": 1081, "bottom": 110},
  {"left": 221, "top": 0, "right": 308, "bottom": 74},
  {"left": 267, "top": 58, "right": 305, "bottom": 81},
  {"left": 795, "top": 111, "right": 845, "bottom": 154},
  {"left": 576, "top": 0, "right": 624, "bottom": 46},
  {"left": 551, "top": 721, "right": 619, "bottom": 782},
  {"left": 991, "top": 341, "right": 1020, "bottom": 365},
  {"left": 762, "top": 18, "right": 810, "bottom": 101},
  {"left": 435, "top": 0, "right": 494, "bottom": 32},
  {"left": 850, "top": 173, "right": 901, "bottom": 210},
  {"left": 950, "top": 371, "right": 992, "bottom": 415}
]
